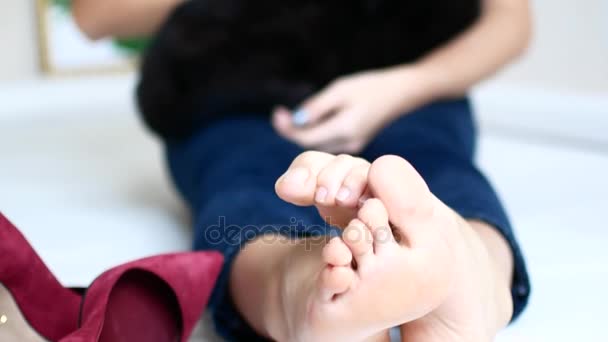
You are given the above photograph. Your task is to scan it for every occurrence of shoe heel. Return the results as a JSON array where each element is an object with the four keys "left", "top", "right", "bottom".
[{"left": 0, "top": 213, "right": 81, "bottom": 341}]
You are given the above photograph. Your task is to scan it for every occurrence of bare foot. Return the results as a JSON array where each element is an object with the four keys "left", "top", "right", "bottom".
[
  {"left": 261, "top": 235, "right": 390, "bottom": 342},
  {"left": 360, "top": 156, "right": 513, "bottom": 342},
  {"left": 273, "top": 152, "right": 448, "bottom": 341},
  {"left": 276, "top": 152, "right": 513, "bottom": 341},
  {"left": 270, "top": 152, "right": 396, "bottom": 341},
  {"left": 233, "top": 152, "right": 388, "bottom": 342}
]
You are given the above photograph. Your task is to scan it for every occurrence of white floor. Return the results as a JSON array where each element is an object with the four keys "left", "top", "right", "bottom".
[{"left": 1, "top": 75, "right": 607, "bottom": 341}]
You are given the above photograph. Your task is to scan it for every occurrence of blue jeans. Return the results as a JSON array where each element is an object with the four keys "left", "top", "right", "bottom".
[{"left": 166, "top": 98, "right": 530, "bottom": 341}]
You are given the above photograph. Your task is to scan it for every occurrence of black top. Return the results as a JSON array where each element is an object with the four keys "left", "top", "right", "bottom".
[{"left": 137, "top": 0, "right": 481, "bottom": 140}]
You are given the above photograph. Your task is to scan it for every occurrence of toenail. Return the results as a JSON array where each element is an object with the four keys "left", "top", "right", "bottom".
[
  {"left": 282, "top": 168, "right": 309, "bottom": 184},
  {"left": 357, "top": 195, "right": 370, "bottom": 207},
  {"left": 336, "top": 187, "right": 351, "bottom": 202},
  {"left": 315, "top": 187, "right": 328, "bottom": 203}
]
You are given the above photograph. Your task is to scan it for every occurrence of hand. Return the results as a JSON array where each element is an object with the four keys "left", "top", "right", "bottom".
[{"left": 272, "top": 66, "right": 429, "bottom": 154}]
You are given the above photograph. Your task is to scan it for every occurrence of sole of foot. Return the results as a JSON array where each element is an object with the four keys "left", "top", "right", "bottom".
[{"left": 274, "top": 155, "right": 511, "bottom": 342}]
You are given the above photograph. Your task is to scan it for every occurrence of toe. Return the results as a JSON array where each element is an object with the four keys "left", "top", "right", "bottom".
[
  {"left": 368, "top": 156, "right": 435, "bottom": 247},
  {"left": 275, "top": 151, "right": 334, "bottom": 206},
  {"left": 358, "top": 199, "right": 395, "bottom": 252},
  {"left": 322, "top": 237, "right": 353, "bottom": 267},
  {"left": 342, "top": 219, "right": 374, "bottom": 266},
  {"left": 315, "top": 155, "right": 368, "bottom": 206},
  {"left": 336, "top": 163, "right": 370, "bottom": 208},
  {"left": 318, "top": 266, "right": 355, "bottom": 302}
]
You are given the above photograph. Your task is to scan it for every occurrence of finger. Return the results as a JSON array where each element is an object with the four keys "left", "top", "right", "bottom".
[
  {"left": 287, "top": 111, "right": 352, "bottom": 148},
  {"left": 295, "top": 87, "right": 344, "bottom": 127},
  {"left": 272, "top": 106, "right": 294, "bottom": 139},
  {"left": 273, "top": 108, "right": 347, "bottom": 152}
]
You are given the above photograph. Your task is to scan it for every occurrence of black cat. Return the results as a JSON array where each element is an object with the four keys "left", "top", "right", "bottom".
[{"left": 137, "top": 0, "right": 480, "bottom": 140}]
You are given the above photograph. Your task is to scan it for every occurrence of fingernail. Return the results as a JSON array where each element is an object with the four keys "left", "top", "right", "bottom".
[
  {"left": 315, "top": 187, "right": 328, "bottom": 203},
  {"left": 292, "top": 108, "right": 309, "bottom": 127},
  {"left": 282, "top": 168, "right": 309, "bottom": 184},
  {"left": 336, "top": 187, "right": 351, "bottom": 202}
]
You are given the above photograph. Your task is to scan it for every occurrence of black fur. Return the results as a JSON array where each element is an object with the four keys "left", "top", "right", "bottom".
[{"left": 137, "top": 0, "right": 480, "bottom": 140}]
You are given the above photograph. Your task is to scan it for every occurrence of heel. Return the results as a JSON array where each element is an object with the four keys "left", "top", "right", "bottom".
[{"left": 0, "top": 213, "right": 82, "bottom": 341}]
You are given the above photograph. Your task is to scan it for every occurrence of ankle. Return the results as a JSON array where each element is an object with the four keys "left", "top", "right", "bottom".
[{"left": 468, "top": 220, "right": 514, "bottom": 329}]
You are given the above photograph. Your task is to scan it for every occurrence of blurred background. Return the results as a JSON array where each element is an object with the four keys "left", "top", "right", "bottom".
[{"left": 0, "top": 1, "right": 607, "bottom": 341}]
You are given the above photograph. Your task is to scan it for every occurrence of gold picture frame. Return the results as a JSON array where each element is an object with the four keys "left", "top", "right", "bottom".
[{"left": 36, "top": 0, "right": 137, "bottom": 76}]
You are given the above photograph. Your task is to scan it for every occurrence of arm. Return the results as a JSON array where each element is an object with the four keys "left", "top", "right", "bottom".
[
  {"left": 399, "top": 0, "right": 533, "bottom": 102},
  {"left": 72, "top": 0, "right": 184, "bottom": 40}
]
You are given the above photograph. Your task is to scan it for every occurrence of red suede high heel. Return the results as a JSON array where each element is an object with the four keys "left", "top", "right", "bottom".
[
  {"left": 0, "top": 213, "right": 82, "bottom": 342},
  {"left": 61, "top": 251, "right": 223, "bottom": 342}
]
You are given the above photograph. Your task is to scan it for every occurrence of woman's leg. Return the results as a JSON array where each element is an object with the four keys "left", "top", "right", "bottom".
[{"left": 162, "top": 100, "right": 531, "bottom": 341}]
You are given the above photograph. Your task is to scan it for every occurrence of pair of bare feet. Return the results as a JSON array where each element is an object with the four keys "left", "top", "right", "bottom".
[{"left": 231, "top": 153, "right": 514, "bottom": 342}]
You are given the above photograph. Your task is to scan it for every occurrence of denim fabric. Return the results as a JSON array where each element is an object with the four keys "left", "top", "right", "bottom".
[{"left": 166, "top": 98, "right": 530, "bottom": 341}]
